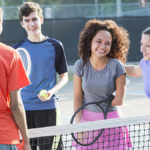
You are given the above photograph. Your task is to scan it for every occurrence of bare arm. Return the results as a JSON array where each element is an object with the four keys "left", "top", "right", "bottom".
[
  {"left": 9, "top": 89, "right": 31, "bottom": 150},
  {"left": 73, "top": 74, "right": 83, "bottom": 112},
  {"left": 49, "top": 72, "right": 68, "bottom": 94},
  {"left": 125, "top": 65, "right": 142, "bottom": 77},
  {"left": 38, "top": 72, "right": 68, "bottom": 101},
  {"left": 112, "top": 74, "right": 126, "bottom": 106},
  {"left": 73, "top": 74, "right": 83, "bottom": 122}
]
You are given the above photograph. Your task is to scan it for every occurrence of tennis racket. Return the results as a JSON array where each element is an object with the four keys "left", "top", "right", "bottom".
[
  {"left": 70, "top": 95, "right": 114, "bottom": 146},
  {"left": 16, "top": 47, "right": 31, "bottom": 76}
]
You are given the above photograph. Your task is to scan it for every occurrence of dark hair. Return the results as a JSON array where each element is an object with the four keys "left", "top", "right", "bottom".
[
  {"left": 143, "top": 27, "right": 150, "bottom": 35},
  {"left": 79, "top": 19, "right": 130, "bottom": 64},
  {"left": 19, "top": 2, "right": 43, "bottom": 21}
]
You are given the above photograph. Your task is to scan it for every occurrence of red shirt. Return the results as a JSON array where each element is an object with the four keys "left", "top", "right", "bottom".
[{"left": 0, "top": 43, "right": 30, "bottom": 144}]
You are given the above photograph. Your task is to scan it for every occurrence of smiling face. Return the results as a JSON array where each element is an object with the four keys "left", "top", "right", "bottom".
[
  {"left": 140, "top": 34, "right": 150, "bottom": 60},
  {"left": 91, "top": 30, "right": 112, "bottom": 58},
  {"left": 20, "top": 11, "right": 43, "bottom": 37}
]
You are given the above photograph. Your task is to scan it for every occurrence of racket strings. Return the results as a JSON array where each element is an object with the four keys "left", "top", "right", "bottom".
[
  {"left": 71, "top": 103, "right": 107, "bottom": 146},
  {"left": 70, "top": 96, "right": 114, "bottom": 146},
  {"left": 16, "top": 48, "right": 31, "bottom": 76},
  {"left": 19, "top": 51, "right": 29, "bottom": 71}
]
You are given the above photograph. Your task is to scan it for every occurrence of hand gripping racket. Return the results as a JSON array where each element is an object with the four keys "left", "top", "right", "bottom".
[
  {"left": 70, "top": 95, "right": 114, "bottom": 146},
  {"left": 16, "top": 48, "right": 31, "bottom": 76}
]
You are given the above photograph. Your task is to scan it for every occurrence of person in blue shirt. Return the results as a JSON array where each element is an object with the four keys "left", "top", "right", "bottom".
[{"left": 14, "top": 2, "right": 68, "bottom": 150}]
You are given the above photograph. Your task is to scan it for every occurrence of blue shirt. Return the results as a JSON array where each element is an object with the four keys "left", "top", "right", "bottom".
[{"left": 13, "top": 38, "right": 68, "bottom": 110}]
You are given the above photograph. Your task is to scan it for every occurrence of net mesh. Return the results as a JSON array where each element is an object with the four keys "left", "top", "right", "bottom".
[
  {"left": 18, "top": 51, "right": 29, "bottom": 71},
  {"left": 28, "top": 115, "right": 150, "bottom": 150}
]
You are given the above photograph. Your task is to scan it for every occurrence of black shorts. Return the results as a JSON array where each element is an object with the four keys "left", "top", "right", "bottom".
[{"left": 26, "top": 109, "right": 63, "bottom": 150}]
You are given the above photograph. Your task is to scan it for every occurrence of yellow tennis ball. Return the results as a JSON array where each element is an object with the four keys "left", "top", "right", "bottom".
[{"left": 40, "top": 90, "right": 48, "bottom": 98}]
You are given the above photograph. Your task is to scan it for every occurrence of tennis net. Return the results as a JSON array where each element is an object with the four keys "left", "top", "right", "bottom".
[{"left": 28, "top": 115, "right": 150, "bottom": 150}]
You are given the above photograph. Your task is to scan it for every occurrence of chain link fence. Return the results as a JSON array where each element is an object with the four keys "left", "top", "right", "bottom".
[{"left": 1, "top": 2, "right": 150, "bottom": 20}]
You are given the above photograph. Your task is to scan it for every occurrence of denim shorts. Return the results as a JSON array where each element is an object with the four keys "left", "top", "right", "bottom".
[{"left": 0, "top": 144, "right": 17, "bottom": 150}]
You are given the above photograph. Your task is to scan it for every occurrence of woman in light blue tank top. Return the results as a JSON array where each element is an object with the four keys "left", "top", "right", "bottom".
[{"left": 73, "top": 19, "right": 132, "bottom": 149}]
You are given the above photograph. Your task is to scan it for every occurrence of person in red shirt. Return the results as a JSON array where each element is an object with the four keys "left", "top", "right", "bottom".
[{"left": 0, "top": 8, "right": 31, "bottom": 150}]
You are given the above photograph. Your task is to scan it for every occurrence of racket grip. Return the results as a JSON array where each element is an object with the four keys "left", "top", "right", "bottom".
[{"left": 109, "top": 95, "right": 114, "bottom": 103}]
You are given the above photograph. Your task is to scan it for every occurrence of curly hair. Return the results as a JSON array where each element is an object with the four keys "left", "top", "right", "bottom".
[
  {"left": 19, "top": 2, "right": 43, "bottom": 21},
  {"left": 79, "top": 19, "right": 130, "bottom": 64}
]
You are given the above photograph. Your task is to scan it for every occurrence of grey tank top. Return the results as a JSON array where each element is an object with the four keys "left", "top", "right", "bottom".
[{"left": 74, "top": 58, "right": 126, "bottom": 112}]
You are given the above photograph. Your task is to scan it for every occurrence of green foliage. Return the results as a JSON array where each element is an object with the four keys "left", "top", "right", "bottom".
[
  {"left": 24, "top": 0, "right": 100, "bottom": 4},
  {"left": 26, "top": 0, "right": 55, "bottom": 4},
  {"left": 99, "top": 0, "right": 115, "bottom": 3},
  {"left": 122, "top": 0, "right": 139, "bottom": 2},
  {"left": 4, "top": 0, "right": 22, "bottom": 6},
  {"left": 1, "top": 0, "right": 140, "bottom": 6}
]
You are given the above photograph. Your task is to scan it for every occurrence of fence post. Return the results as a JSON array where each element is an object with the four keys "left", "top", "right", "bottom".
[
  {"left": 1, "top": 0, "right": 5, "bottom": 19},
  {"left": 95, "top": 0, "right": 98, "bottom": 18},
  {"left": 116, "top": 0, "right": 122, "bottom": 17}
]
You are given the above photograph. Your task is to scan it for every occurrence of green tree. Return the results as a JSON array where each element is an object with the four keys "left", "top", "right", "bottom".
[
  {"left": 1, "top": 0, "right": 141, "bottom": 6},
  {"left": 4, "top": 0, "right": 22, "bottom": 6}
]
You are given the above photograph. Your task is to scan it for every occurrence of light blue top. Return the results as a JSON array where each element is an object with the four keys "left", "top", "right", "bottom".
[
  {"left": 74, "top": 58, "right": 126, "bottom": 112},
  {"left": 13, "top": 38, "right": 68, "bottom": 110},
  {"left": 140, "top": 59, "right": 150, "bottom": 99}
]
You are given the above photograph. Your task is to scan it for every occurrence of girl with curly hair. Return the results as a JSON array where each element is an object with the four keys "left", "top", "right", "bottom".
[{"left": 73, "top": 19, "right": 132, "bottom": 149}]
